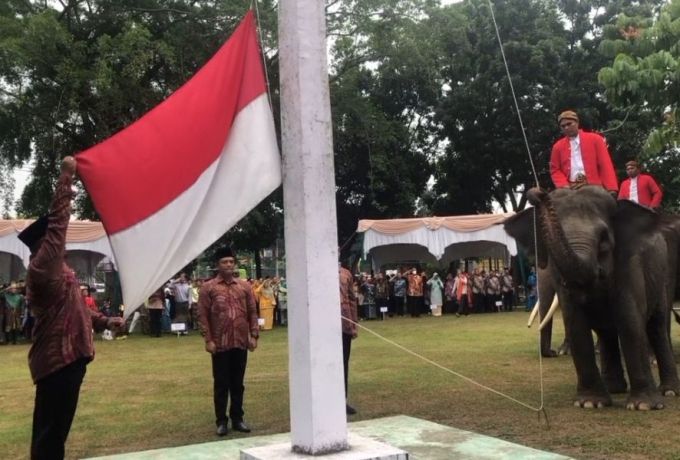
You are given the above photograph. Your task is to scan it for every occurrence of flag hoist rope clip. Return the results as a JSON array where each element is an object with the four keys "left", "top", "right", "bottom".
[{"left": 486, "top": 0, "right": 547, "bottom": 424}]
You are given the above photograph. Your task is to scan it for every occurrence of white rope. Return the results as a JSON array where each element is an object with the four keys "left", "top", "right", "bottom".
[
  {"left": 342, "top": 316, "right": 547, "bottom": 416},
  {"left": 251, "top": 0, "right": 274, "bottom": 111},
  {"left": 486, "top": 0, "right": 546, "bottom": 416},
  {"left": 533, "top": 212, "right": 545, "bottom": 412},
  {"left": 486, "top": 0, "right": 539, "bottom": 188}
]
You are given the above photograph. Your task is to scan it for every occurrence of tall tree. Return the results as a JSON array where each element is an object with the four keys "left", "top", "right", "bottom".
[
  {"left": 329, "top": 0, "right": 442, "bottom": 243},
  {"left": 433, "top": 0, "right": 567, "bottom": 214}
]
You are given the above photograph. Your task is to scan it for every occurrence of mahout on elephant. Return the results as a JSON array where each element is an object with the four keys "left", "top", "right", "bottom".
[{"left": 505, "top": 186, "right": 680, "bottom": 410}]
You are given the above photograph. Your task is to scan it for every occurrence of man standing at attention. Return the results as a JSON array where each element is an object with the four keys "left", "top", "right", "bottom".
[
  {"left": 197, "top": 247, "right": 259, "bottom": 437},
  {"left": 22, "top": 156, "right": 125, "bottom": 460},
  {"left": 339, "top": 263, "right": 359, "bottom": 415},
  {"left": 171, "top": 273, "right": 191, "bottom": 334},
  {"left": 549, "top": 111, "right": 618, "bottom": 194},
  {"left": 618, "top": 160, "right": 663, "bottom": 209}
]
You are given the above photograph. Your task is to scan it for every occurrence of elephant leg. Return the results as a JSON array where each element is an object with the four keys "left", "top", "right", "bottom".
[
  {"left": 558, "top": 319, "right": 571, "bottom": 355},
  {"left": 566, "top": 307, "right": 611, "bottom": 408},
  {"left": 647, "top": 312, "right": 680, "bottom": 397},
  {"left": 538, "top": 281, "right": 557, "bottom": 358},
  {"left": 596, "top": 328, "right": 627, "bottom": 394},
  {"left": 616, "top": 300, "right": 665, "bottom": 410}
]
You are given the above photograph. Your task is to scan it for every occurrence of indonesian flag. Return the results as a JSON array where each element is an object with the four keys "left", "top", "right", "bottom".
[{"left": 76, "top": 11, "right": 281, "bottom": 315}]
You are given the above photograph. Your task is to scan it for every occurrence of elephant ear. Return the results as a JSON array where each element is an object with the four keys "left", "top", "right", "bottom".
[
  {"left": 504, "top": 207, "right": 548, "bottom": 269},
  {"left": 614, "top": 200, "right": 661, "bottom": 260}
]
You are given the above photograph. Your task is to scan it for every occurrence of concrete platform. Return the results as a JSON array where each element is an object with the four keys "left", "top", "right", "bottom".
[
  {"left": 240, "top": 433, "right": 408, "bottom": 460},
  {"left": 86, "top": 415, "right": 573, "bottom": 460}
]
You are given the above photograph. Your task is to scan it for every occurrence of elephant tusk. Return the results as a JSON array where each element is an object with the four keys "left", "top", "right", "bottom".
[
  {"left": 538, "top": 295, "right": 559, "bottom": 331},
  {"left": 528, "top": 301, "right": 540, "bottom": 327}
]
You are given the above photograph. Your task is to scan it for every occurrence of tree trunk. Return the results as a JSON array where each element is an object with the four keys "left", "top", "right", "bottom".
[{"left": 254, "top": 249, "right": 262, "bottom": 279}]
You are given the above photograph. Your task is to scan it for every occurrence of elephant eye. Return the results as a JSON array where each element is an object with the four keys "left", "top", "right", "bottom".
[{"left": 598, "top": 231, "right": 611, "bottom": 253}]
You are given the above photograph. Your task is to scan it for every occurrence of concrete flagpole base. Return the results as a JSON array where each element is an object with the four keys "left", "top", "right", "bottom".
[{"left": 240, "top": 434, "right": 408, "bottom": 460}]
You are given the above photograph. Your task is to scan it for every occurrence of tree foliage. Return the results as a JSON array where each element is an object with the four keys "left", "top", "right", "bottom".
[{"left": 4, "top": 0, "right": 680, "bottom": 263}]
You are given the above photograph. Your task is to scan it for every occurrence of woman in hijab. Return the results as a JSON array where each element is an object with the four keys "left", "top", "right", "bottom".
[
  {"left": 5, "top": 282, "right": 26, "bottom": 344},
  {"left": 427, "top": 273, "right": 444, "bottom": 317}
]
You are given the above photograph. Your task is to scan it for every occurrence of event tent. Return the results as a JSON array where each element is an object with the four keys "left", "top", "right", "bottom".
[
  {"left": 357, "top": 214, "right": 518, "bottom": 269},
  {"left": 0, "top": 219, "right": 116, "bottom": 284}
]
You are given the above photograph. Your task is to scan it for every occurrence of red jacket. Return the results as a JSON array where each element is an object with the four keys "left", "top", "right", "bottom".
[
  {"left": 618, "top": 174, "right": 663, "bottom": 208},
  {"left": 549, "top": 130, "right": 618, "bottom": 192}
]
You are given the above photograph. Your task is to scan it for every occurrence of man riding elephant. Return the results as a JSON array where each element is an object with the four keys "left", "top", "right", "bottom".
[{"left": 550, "top": 111, "right": 618, "bottom": 194}]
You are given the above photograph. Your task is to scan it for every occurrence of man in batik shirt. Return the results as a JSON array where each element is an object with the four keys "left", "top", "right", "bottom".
[
  {"left": 339, "top": 264, "right": 359, "bottom": 414},
  {"left": 197, "top": 246, "right": 259, "bottom": 437}
]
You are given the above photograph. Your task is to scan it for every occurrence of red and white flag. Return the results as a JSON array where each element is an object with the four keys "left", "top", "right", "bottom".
[{"left": 76, "top": 11, "right": 281, "bottom": 315}]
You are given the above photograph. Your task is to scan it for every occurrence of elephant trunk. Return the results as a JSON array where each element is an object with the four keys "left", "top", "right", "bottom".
[{"left": 536, "top": 194, "right": 592, "bottom": 286}]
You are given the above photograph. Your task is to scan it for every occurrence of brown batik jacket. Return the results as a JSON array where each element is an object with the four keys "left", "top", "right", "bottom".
[
  {"left": 197, "top": 275, "right": 259, "bottom": 352},
  {"left": 339, "top": 267, "right": 358, "bottom": 336},
  {"left": 27, "top": 172, "right": 109, "bottom": 383}
]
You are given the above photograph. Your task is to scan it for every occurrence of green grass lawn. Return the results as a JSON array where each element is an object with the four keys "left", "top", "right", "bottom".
[{"left": 1, "top": 312, "right": 679, "bottom": 460}]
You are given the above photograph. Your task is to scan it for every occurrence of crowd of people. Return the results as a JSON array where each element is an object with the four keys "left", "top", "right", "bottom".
[
  {"left": 138, "top": 274, "right": 289, "bottom": 338},
  {"left": 353, "top": 266, "right": 520, "bottom": 320}
]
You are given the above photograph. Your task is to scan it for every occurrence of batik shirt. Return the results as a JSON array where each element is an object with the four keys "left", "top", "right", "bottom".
[
  {"left": 27, "top": 172, "right": 109, "bottom": 383},
  {"left": 393, "top": 278, "right": 407, "bottom": 298},
  {"left": 361, "top": 282, "right": 376, "bottom": 305},
  {"left": 375, "top": 279, "right": 389, "bottom": 300},
  {"left": 339, "top": 267, "right": 358, "bottom": 335},
  {"left": 197, "top": 275, "right": 259, "bottom": 352},
  {"left": 406, "top": 273, "right": 423, "bottom": 297}
]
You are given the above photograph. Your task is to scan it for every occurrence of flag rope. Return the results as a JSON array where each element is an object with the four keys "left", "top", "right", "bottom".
[
  {"left": 485, "top": 0, "right": 547, "bottom": 417},
  {"left": 342, "top": 315, "right": 550, "bottom": 426},
  {"left": 251, "top": 0, "right": 274, "bottom": 111}
]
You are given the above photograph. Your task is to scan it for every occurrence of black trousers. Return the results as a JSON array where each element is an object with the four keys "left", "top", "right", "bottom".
[
  {"left": 342, "top": 333, "right": 352, "bottom": 397},
  {"left": 31, "top": 359, "right": 87, "bottom": 460},
  {"left": 394, "top": 296, "right": 405, "bottom": 316},
  {"left": 406, "top": 296, "right": 421, "bottom": 317},
  {"left": 149, "top": 309, "right": 163, "bottom": 336},
  {"left": 457, "top": 296, "right": 470, "bottom": 316},
  {"left": 212, "top": 349, "right": 248, "bottom": 426},
  {"left": 502, "top": 291, "right": 514, "bottom": 311},
  {"left": 473, "top": 293, "right": 484, "bottom": 314}
]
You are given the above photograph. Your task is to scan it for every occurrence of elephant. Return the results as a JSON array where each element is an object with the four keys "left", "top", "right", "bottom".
[
  {"left": 505, "top": 186, "right": 680, "bottom": 410},
  {"left": 534, "top": 212, "right": 680, "bottom": 360}
]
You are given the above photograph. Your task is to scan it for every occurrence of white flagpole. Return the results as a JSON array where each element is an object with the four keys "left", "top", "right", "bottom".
[{"left": 278, "top": 0, "right": 348, "bottom": 454}]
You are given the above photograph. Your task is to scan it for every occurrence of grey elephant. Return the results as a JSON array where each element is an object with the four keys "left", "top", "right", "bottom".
[
  {"left": 535, "top": 213, "right": 680, "bottom": 359},
  {"left": 505, "top": 186, "right": 680, "bottom": 410}
]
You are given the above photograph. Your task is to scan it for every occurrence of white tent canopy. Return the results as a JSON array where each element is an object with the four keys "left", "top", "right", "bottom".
[
  {"left": 357, "top": 214, "right": 518, "bottom": 269},
  {"left": 0, "top": 219, "right": 116, "bottom": 284}
]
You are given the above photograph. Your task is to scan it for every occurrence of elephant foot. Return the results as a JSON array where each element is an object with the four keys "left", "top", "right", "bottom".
[
  {"left": 625, "top": 392, "right": 665, "bottom": 411},
  {"left": 658, "top": 381, "right": 680, "bottom": 397},
  {"left": 541, "top": 349, "right": 558, "bottom": 358},
  {"left": 604, "top": 379, "right": 628, "bottom": 395},
  {"left": 557, "top": 344, "right": 571, "bottom": 356},
  {"left": 573, "top": 393, "right": 612, "bottom": 409}
]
